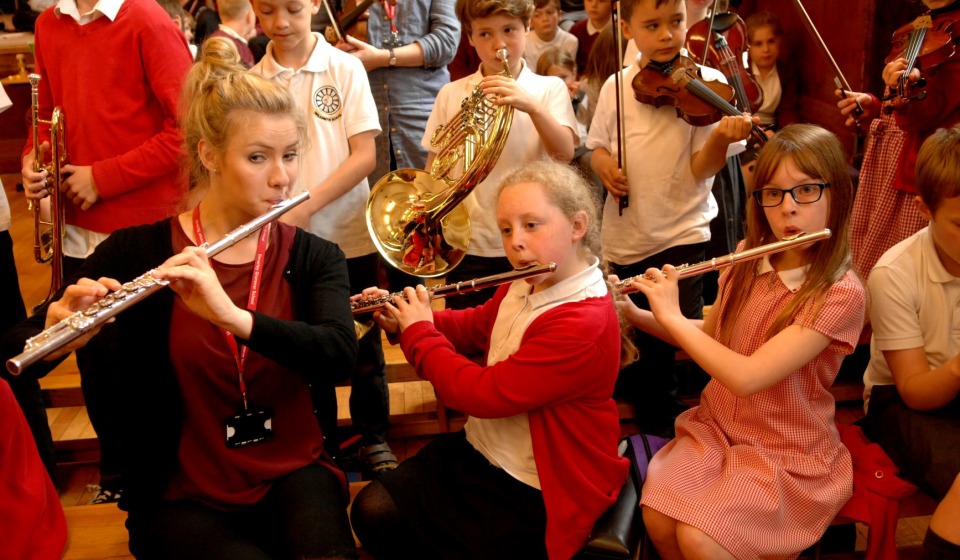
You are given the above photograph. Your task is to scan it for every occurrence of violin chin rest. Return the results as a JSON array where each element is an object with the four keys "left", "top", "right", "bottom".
[{"left": 712, "top": 13, "right": 740, "bottom": 33}]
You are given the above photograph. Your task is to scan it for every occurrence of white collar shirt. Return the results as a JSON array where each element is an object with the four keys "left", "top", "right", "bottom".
[
  {"left": 55, "top": 0, "right": 123, "bottom": 25},
  {"left": 587, "top": 59, "right": 743, "bottom": 265}
]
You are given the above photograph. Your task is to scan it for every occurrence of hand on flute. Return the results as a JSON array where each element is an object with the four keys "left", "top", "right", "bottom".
[
  {"left": 381, "top": 285, "right": 433, "bottom": 333},
  {"left": 152, "top": 246, "right": 252, "bottom": 339},
  {"left": 353, "top": 286, "right": 400, "bottom": 336},
  {"left": 43, "top": 277, "right": 120, "bottom": 360}
]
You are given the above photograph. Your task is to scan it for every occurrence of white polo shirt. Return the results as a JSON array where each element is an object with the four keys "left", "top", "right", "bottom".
[
  {"left": 863, "top": 226, "right": 960, "bottom": 406},
  {"left": 588, "top": 61, "right": 744, "bottom": 265},
  {"left": 422, "top": 62, "right": 578, "bottom": 257},
  {"left": 252, "top": 33, "right": 382, "bottom": 258}
]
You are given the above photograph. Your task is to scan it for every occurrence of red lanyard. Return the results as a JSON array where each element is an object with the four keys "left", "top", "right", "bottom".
[
  {"left": 382, "top": 0, "right": 398, "bottom": 35},
  {"left": 192, "top": 205, "right": 270, "bottom": 410}
]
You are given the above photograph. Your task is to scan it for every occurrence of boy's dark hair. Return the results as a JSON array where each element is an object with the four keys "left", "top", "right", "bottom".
[
  {"left": 535, "top": 0, "right": 561, "bottom": 9},
  {"left": 620, "top": 0, "right": 681, "bottom": 22},
  {"left": 456, "top": 0, "right": 536, "bottom": 34},
  {"left": 916, "top": 125, "right": 960, "bottom": 214}
]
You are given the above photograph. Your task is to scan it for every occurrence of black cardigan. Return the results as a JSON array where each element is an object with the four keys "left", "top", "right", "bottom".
[{"left": 1, "top": 219, "right": 357, "bottom": 513}]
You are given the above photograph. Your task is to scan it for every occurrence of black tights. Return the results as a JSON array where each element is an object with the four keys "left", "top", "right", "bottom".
[
  {"left": 351, "top": 480, "right": 432, "bottom": 559},
  {"left": 128, "top": 465, "right": 357, "bottom": 560}
]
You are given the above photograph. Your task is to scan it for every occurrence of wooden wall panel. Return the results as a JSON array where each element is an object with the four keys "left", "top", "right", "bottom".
[{"left": 734, "top": 0, "right": 926, "bottom": 158}]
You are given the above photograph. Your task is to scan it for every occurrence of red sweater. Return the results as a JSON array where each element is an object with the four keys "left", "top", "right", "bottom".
[
  {"left": 25, "top": 0, "right": 191, "bottom": 234},
  {"left": 399, "top": 286, "right": 629, "bottom": 560},
  {"left": 0, "top": 380, "right": 67, "bottom": 560}
]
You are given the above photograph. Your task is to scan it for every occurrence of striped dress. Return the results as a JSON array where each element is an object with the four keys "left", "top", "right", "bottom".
[
  {"left": 851, "top": 112, "right": 926, "bottom": 283},
  {"left": 641, "top": 264, "right": 865, "bottom": 559}
]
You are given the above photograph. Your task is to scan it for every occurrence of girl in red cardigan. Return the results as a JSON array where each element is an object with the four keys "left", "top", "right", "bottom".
[{"left": 350, "top": 160, "right": 631, "bottom": 560}]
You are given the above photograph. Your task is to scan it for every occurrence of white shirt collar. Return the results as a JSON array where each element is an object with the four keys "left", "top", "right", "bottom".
[
  {"left": 757, "top": 254, "right": 808, "bottom": 292},
  {"left": 260, "top": 32, "right": 331, "bottom": 78},
  {"left": 586, "top": 19, "right": 606, "bottom": 35},
  {"left": 217, "top": 23, "right": 249, "bottom": 45},
  {"left": 56, "top": 0, "right": 123, "bottom": 23},
  {"left": 471, "top": 58, "right": 528, "bottom": 81},
  {"left": 522, "top": 257, "right": 607, "bottom": 309}
]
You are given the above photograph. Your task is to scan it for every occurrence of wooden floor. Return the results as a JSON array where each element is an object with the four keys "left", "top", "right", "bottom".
[{"left": 2, "top": 171, "right": 933, "bottom": 558}]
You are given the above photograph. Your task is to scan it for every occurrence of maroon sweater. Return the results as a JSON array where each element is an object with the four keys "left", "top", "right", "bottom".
[
  {"left": 569, "top": 18, "right": 600, "bottom": 77},
  {"left": 25, "top": 0, "right": 192, "bottom": 234}
]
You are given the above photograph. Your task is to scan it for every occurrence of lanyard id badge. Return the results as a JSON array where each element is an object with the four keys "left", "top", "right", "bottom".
[
  {"left": 381, "top": 0, "right": 402, "bottom": 47},
  {"left": 193, "top": 206, "right": 276, "bottom": 448},
  {"left": 225, "top": 406, "right": 274, "bottom": 448}
]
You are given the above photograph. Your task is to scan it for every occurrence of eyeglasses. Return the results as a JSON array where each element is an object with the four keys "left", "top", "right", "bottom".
[{"left": 753, "top": 183, "right": 829, "bottom": 207}]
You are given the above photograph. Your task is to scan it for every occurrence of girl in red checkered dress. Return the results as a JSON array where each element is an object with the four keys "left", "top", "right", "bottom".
[{"left": 619, "top": 125, "right": 865, "bottom": 560}]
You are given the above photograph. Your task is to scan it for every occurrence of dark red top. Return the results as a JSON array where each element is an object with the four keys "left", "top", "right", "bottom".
[
  {"left": 206, "top": 29, "right": 256, "bottom": 68},
  {"left": 569, "top": 19, "right": 600, "bottom": 76},
  {"left": 163, "top": 221, "right": 327, "bottom": 509}
]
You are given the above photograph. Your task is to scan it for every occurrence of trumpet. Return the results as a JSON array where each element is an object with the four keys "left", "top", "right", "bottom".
[
  {"left": 28, "top": 73, "right": 68, "bottom": 310},
  {"left": 352, "top": 263, "right": 556, "bottom": 338},
  {"left": 615, "top": 229, "right": 832, "bottom": 293},
  {"left": 365, "top": 48, "right": 515, "bottom": 278},
  {"left": 6, "top": 191, "right": 310, "bottom": 376}
]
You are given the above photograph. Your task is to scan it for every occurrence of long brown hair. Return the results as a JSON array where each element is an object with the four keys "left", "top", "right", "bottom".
[{"left": 716, "top": 124, "right": 854, "bottom": 344}]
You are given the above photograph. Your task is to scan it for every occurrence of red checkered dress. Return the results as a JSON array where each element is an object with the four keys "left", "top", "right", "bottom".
[
  {"left": 641, "top": 267, "right": 865, "bottom": 560},
  {"left": 851, "top": 112, "right": 927, "bottom": 282}
]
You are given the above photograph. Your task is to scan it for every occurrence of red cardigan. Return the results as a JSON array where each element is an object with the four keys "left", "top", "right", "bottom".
[
  {"left": 0, "top": 380, "right": 66, "bottom": 560},
  {"left": 25, "top": 0, "right": 192, "bottom": 234},
  {"left": 399, "top": 286, "right": 629, "bottom": 560}
]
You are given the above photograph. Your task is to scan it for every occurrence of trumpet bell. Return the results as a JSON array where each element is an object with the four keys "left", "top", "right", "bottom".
[{"left": 366, "top": 168, "right": 471, "bottom": 278}]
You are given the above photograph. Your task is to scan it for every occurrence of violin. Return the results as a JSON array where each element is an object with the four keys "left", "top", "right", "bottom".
[
  {"left": 883, "top": 6, "right": 960, "bottom": 113},
  {"left": 632, "top": 54, "right": 768, "bottom": 150},
  {"left": 685, "top": 0, "right": 763, "bottom": 114},
  {"left": 322, "top": 0, "right": 376, "bottom": 44}
]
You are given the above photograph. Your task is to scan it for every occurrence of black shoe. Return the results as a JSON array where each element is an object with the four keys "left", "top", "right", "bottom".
[
  {"left": 87, "top": 484, "right": 123, "bottom": 505},
  {"left": 358, "top": 442, "right": 398, "bottom": 479}
]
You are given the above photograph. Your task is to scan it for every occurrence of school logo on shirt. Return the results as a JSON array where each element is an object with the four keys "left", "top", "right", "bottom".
[{"left": 313, "top": 85, "right": 343, "bottom": 121}]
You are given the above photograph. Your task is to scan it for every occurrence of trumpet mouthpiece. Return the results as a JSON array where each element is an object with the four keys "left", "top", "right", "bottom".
[{"left": 496, "top": 48, "right": 508, "bottom": 62}]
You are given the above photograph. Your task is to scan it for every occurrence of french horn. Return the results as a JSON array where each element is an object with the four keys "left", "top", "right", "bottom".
[{"left": 365, "top": 48, "right": 515, "bottom": 278}]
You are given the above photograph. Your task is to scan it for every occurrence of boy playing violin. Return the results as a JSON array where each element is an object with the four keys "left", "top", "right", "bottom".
[{"left": 587, "top": 0, "right": 754, "bottom": 435}]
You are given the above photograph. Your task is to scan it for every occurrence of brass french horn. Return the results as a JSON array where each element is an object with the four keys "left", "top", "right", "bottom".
[
  {"left": 28, "top": 73, "right": 67, "bottom": 310},
  {"left": 365, "top": 48, "right": 515, "bottom": 278}
]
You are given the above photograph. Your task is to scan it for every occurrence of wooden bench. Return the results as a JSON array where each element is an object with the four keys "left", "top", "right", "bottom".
[{"left": 62, "top": 482, "right": 373, "bottom": 560}]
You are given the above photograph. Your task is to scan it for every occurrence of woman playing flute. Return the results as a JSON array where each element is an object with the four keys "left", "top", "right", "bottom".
[{"left": 1, "top": 37, "right": 359, "bottom": 560}]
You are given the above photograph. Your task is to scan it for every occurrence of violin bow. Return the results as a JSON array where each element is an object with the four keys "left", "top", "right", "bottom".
[
  {"left": 613, "top": 0, "right": 629, "bottom": 215},
  {"left": 789, "top": 0, "right": 864, "bottom": 122},
  {"left": 700, "top": 0, "right": 719, "bottom": 65}
]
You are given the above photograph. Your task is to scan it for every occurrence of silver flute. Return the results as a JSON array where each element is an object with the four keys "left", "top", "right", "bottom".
[
  {"left": 615, "top": 229, "right": 832, "bottom": 294},
  {"left": 351, "top": 262, "right": 557, "bottom": 315},
  {"left": 7, "top": 191, "right": 310, "bottom": 376}
]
